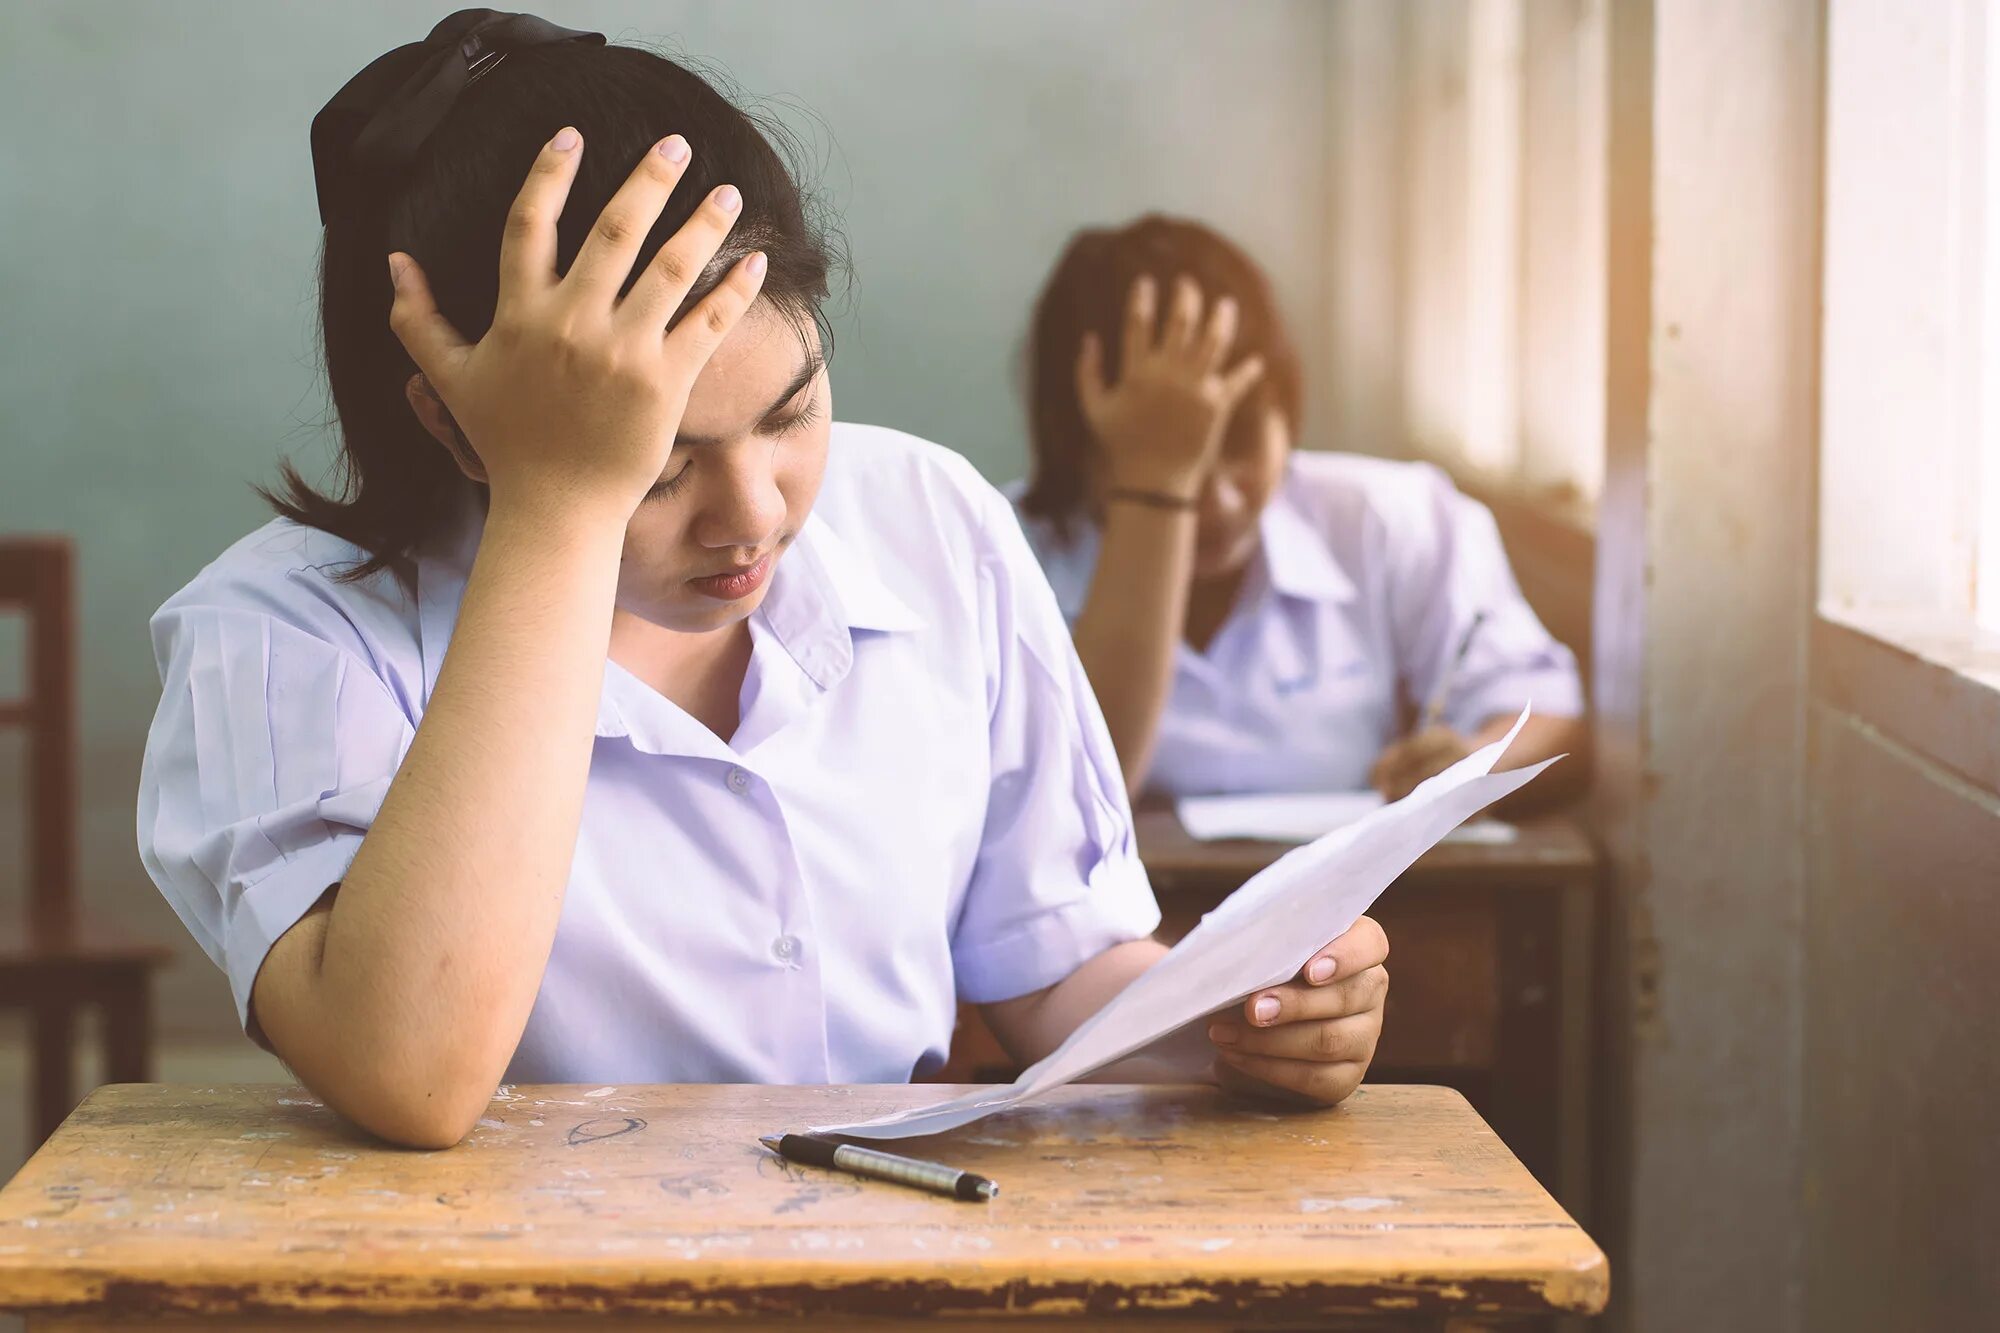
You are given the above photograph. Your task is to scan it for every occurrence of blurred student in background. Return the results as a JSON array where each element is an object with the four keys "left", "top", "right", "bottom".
[{"left": 1010, "top": 215, "right": 1589, "bottom": 804}]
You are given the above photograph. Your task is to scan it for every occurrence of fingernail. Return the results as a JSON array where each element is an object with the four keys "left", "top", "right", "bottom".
[
  {"left": 386, "top": 254, "right": 408, "bottom": 288},
  {"left": 550, "top": 127, "right": 579, "bottom": 152},
  {"left": 1308, "top": 957, "right": 1336, "bottom": 984},
  {"left": 1208, "top": 1022, "right": 1241, "bottom": 1045},
  {"left": 715, "top": 184, "right": 741, "bottom": 213},
  {"left": 658, "top": 135, "right": 689, "bottom": 164},
  {"left": 744, "top": 250, "right": 767, "bottom": 278},
  {"left": 1253, "top": 996, "right": 1280, "bottom": 1025}
]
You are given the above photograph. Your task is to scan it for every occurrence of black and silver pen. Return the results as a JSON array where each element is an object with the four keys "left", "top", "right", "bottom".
[{"left": 759, "top": 1132, "right": 999, "bottom": 1202}]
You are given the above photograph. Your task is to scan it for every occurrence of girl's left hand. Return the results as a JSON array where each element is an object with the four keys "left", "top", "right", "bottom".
[{"left": 1207, "top": 916, "right": 1389, "bottom": 1106}]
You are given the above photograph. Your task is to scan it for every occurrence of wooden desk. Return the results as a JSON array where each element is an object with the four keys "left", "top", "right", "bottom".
[
  {"left": 0, "top": 1083, "right": 1605, "bottom": 1329},
  {"left": 1136, "top": 811, "right": 1599, "bottom": 1220}
]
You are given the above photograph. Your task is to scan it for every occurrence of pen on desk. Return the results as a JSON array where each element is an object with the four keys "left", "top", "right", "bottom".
[
  {"left": 1420, "top": 610, "right": 1489, "bottom": 730},
  {"left": 759, "top": 1132, "right": 999, "bottom": 1202}
]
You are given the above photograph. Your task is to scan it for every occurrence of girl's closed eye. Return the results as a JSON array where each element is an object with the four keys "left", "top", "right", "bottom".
[
  {"left": 767, "top": 392, "right": 822, "bottom": 437},
  {"left": 641, "top": 461, "right": 693, "bottom": 505},
  {"left": 641, "top": 398, "right": 820, "bottom": 505}
]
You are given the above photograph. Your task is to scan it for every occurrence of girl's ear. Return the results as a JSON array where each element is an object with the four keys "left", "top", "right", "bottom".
[{"left": 403, "top": 373, "right": 488, "bottom": 484}]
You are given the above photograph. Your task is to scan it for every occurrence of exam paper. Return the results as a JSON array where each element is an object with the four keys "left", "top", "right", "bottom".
[
  {"left": 807, "top": 708, "right": 1558, "bottom": 1141},
  {"left": 1176, "top": 790, "right": 1518, "bottom": 846}
]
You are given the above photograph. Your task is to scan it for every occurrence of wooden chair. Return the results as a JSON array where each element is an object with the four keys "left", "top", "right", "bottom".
[{"left": 0, "top": 537, "right": 171, "bottom": 1146}]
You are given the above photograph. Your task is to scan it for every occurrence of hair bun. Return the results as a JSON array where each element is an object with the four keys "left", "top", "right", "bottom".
[{"left": 310, "top": 8, "right": 603, "bottom": 225}]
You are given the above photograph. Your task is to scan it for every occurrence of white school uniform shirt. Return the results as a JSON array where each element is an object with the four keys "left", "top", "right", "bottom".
[
  {"left": 137, "top": 423, "right": 1159, "bottom": 1085},
  {"left": 1010, "top": 451, "right": 1584, "bottom": 797}
]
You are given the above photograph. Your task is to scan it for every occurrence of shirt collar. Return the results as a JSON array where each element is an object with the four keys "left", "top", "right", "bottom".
[
  {"left": 1028, "top": 519, "right": 1096, "bottom": 623},
  {"left": 413, "top": 489, "right": 923, "bottom": 743},
  {"left": 1257, "top": 474, "right": 1358, "bottom": 606},
  {"left": 752, "top": 509, "right": 924, "bottom": 693},
  {"left": 784, "top": 510, "right": 925, "bottom": 635}
]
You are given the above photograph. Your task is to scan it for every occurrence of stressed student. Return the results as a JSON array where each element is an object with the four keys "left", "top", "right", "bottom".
[
  {"left": 135, "top": 14, "right": 1389, "bottom": 1149},
  {"left": 1011, "top": 216, "right": 1588, "bottom": 802}
]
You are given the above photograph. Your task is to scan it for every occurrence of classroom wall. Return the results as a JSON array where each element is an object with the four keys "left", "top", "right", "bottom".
[
  {"left": 1802, "top": 674, "right": 2000, "bottom": 1327},
  {"left": 0, "top": 0, "right": 1335, "bottom": 1036},
  {"left": 1323, "top": 1, "right": 1406, "bottom": 457}
]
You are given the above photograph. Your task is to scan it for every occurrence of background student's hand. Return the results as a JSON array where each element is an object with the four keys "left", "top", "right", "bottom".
[
  {"left": 1370, "top": 725, "right": 1475, "bottom": 801},
  {"left": 1076, "top": 274, "right": 1267, "bottom": 500},
  {"left": 1207, "top": 915, "right": 1388, "bottom": 1106},
  {"left": 385, "top": 127, "right": 769, "bottom": 520}
]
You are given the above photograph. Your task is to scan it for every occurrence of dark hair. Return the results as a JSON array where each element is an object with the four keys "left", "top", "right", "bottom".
[
  {"left": 269, "top": 41, "right": 840, "bottom": 580},
  {"left": 1018, "top": 214, "right": 1302, "bottom": 537}
]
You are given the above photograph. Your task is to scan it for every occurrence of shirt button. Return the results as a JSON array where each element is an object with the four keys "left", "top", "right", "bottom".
[
  {"left": 771, "top": 934, "right": 802, "bottom": 964},
  {"left": 726, "top": 767, "right": 751, "bottom": 794}
]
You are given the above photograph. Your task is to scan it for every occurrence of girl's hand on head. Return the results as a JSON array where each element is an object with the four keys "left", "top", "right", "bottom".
[
  {"left": 1075, "top": 274, "right": 1266, "bottom": 501},
  {"left": 1206, "top": 915, "right": 1389, "bottom": 1107},
  {"left": 1369, "top": 726, "right": 1476, "bottom": 802},
  {"left": 384, "top": 127, "right": 769, "bottom": 522}
]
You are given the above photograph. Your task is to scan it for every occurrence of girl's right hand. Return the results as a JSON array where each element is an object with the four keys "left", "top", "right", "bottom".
[
  {"left": 384, "top": 126, "right": 768, "bottom": 521},
  {"left": 1075, "top": 274, "right": 1267, "bottom": 502}
]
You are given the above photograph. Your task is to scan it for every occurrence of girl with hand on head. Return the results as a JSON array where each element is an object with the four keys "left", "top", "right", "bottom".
[
  {"left": 1013, "top": 215, "right": 1589, "bottom": 806},
  {"left": 136, "top": 12, "right": 1388, "bottom": 1148}
]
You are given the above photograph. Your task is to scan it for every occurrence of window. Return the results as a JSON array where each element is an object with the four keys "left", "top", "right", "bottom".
[
  {"left": 1822, "top": 0, "right": 2000, "bottom": 646},
  {"left": 1984, "top": 0, "right": 2000, "bottom": 633}
]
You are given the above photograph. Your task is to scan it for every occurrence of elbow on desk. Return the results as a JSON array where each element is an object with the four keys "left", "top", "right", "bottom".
[
  {"left": 262, "top": 931, "right": 527, "bottom": 1149},
  {"left": 337, "top": 1074, "right": 494, "bottom": 1151},
  {"left": 336, "top": 1033, "right": 514, "bottom": 1150},
  {"left": 272, "top": 1024, "right": 507, "bottom": 1151}
]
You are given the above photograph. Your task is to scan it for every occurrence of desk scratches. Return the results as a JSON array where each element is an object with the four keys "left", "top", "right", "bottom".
[{"left": 0, "top": 1082, "right": 1606, "bottom": 1327}]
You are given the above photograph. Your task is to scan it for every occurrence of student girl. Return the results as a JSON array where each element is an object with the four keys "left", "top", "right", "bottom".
[
  {"left": 1011, "top": 215, "right": 1589, "bottom": 802},
  {"left": 135, "top": 13, "right": 1389, "bottom": 1149}
]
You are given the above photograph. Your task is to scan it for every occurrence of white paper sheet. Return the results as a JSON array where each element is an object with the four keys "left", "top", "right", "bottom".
[
  {"left": 805, "top": 707, "right": 1558, "bottom": 1141},
  {"left": 1176, "top": 790, "right": 1385, "bottom": 841},
  {"left": 1176, "top": 790, "right": 1518, "bottom": 846},
  {"left": 1444, "top": 819, "right": 1519, "bottom": 846}
]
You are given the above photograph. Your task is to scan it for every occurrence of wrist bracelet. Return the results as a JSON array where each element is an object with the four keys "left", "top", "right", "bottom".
[{"left": 1104, "top": 487, "right": 1199, "bottom": 512}]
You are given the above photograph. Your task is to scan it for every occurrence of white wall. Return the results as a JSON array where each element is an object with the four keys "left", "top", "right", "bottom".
[{"left": 0, "top": 0, "right": 1334, "bottom": 1033}]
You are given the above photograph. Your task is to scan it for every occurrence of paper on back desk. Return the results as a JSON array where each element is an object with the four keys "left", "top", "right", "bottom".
[
  {"left": 1176, "top": 789, "right": 1386, "bottom": 841},
  {"left": 1176, "top": 790, "right": 1520, "bottom": 845},
  {"left": 807, "top": 707, "right": 1558, "bottom": 1141}
]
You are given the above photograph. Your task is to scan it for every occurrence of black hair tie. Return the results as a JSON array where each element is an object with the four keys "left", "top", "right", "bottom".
[{"left": 310, "top": 7, "right": 603, "bottom": 225}]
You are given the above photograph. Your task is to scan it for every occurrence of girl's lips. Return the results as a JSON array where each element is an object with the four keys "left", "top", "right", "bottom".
[{"left": 687, "top": 552, "right": 773, "bottom": 601}]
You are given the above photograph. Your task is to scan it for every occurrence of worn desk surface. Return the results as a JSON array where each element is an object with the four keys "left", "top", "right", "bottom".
[
  {"left": 1135, "top": 809, "right": 1599, "bottom": 898},
  {"left": 0, "top": 1083, "right": 1606, "bottom": 1328}
]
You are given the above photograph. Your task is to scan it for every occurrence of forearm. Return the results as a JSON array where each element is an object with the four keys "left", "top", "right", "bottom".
[
  {"left": 1068, "top": 503, "right": 1199, "bottom": 797},
  {"left": 1475, "top": 711, "right": 1592, "bottom": 813},
  {"left": 260, "top": 499, "right": 627, "bottom": 1144},
  {"left": 979, "top": 937, "right": 1168, "bottom": 1066}
]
